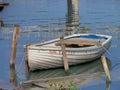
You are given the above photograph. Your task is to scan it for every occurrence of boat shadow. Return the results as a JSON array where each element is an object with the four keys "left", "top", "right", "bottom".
[{"left": 21, "top": 57, "right": 112, "bottom": 90}]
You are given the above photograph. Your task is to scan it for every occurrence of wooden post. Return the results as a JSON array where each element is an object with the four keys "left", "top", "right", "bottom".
[
  {"left": 101, "top": 56, "right": 111, "bottom": 82},
  {"left": 10, "top": 25, "right": 19, "bottom": 67},
  {"left": 60, "top": 36, "right": 69, "bottom": 71}
]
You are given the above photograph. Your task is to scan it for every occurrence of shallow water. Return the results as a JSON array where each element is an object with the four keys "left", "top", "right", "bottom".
[{"left": 0, "top": 0, "right": 120, "bottom": 90}]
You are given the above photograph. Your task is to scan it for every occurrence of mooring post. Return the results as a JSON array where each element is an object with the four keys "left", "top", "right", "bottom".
[
  {"left": 101, "top": 56, "right": 111, "bottom": 82},
  {"left": 60, "top": 36, "right": 69, "bottom": 71},
  {"left": 10, "top": 25, "right": 19, "bottom": 67}
]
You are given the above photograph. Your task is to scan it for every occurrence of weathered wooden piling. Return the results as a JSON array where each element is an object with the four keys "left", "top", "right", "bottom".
[
  {"left": 10, "top": 25, "right": 19, "bottom": 67},
  {"left": 101, "top": 56, "right": 111, "bottom": 82},
  {"left": 60, "top": 36, "right": 69, "bottom": 71}
]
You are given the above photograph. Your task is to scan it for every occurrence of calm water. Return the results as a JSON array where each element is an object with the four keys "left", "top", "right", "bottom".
[{"left": 0, "top": 0, "right": 120, "bottom": 90}]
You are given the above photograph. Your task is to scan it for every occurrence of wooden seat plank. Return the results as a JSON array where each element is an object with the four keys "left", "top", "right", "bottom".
[{"left": 55, "top": 38, "right": 101, "bottom": 46}]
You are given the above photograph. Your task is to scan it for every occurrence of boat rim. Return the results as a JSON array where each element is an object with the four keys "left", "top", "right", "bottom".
[{"left": 25, "top": 33, "right": 112, "bottom": 51}]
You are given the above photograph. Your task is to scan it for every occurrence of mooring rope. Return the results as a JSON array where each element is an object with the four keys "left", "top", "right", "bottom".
[
  {"left": 13, "top": 52, "right": 26, "bottom": 84},
  {"left": 101, "top": 44, "right": 120, "bottom": 59},
  {"left": 100, "top": 44, "right": 120, "bottom": 69},
  {"left": 16, "top": 52, "right": 26, "bottom": 74}
]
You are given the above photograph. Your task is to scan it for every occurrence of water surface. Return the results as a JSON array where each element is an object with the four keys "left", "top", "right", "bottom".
[{"left": 0, "top": 0, "right": 120, "bottom": 90}]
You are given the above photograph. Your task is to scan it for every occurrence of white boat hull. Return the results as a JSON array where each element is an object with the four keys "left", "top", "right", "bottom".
[{"left": 25, "top": 34, "right": 112, "bottom": 71}]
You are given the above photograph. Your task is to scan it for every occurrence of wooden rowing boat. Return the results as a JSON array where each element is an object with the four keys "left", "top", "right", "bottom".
[{"left": 25, "top": 33, "right": 112, "bottom": 71}]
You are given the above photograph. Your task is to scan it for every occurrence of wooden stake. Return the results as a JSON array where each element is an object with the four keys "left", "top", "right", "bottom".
[
  {"left": 60, "top": 36, "right": 69, "bottom": 71},
  {"left": 101, "top": 56, "right": 111, "bottom": 82},
  {"left": 10, "top": 25, "right": 19, "bottom": 67}
]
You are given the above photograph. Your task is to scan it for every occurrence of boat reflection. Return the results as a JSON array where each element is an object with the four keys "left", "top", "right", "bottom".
[{"left": 21, "top": 57, "right": 111, "bottom": 89}]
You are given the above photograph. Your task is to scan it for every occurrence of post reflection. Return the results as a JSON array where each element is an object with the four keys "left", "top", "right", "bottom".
[
  {"left": 66, "top": 0, "right": 79, "bottom": 29},
  {"left": 65, "top": 0, "right": 80, "bottom": 35},
  {"left": 10, "top": 66, "right": 18, "bottom": 87},
  {"left": 0, "top": 19, "right": 4, "bottom": 27},
  {"left": 106, "top": 82, "right": 111, "bottom": 90}
]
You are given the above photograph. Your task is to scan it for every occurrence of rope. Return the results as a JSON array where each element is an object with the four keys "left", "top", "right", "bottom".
[
  {"left": 99, "top": 43, "right": 120, "bottom": 59},
  {"left": 100, "top": 44, "right": 120, "bottom": 69},
  {"left": 14, "top": 51, "right": 26, "bottom": 83},
  {"left": 16, "top": 52, "right": 26, "bottom": 74},
  {"left": 112, "top": 62, "right": 120, "bottom": 69}
]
